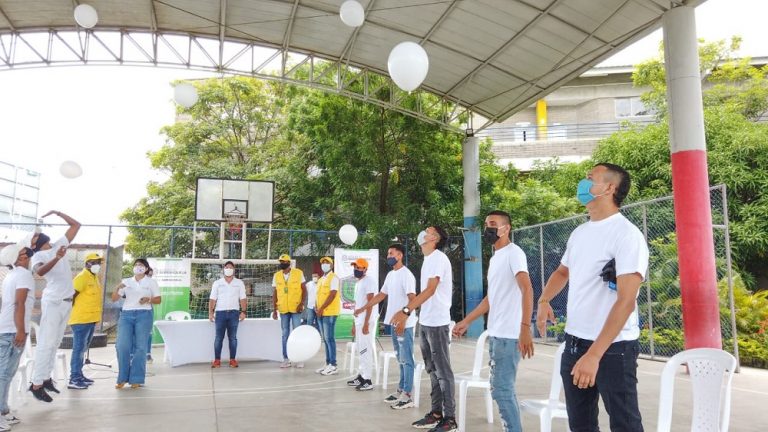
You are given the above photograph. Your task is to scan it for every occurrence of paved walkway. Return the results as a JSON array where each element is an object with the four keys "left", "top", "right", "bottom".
[{"left": 7, "top": 341, "right": 768, "bottom": 431}]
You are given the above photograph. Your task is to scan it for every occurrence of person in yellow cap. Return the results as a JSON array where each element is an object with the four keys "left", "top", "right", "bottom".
[
  {"left": 271, "top": 254, "right": 307, "bottom": 368},
  {"left": 67, "top": 252, "right": 103, "bottom": 390},
  {"left": 315, "top": 256, "right": 341, "bottom": 376},
  {"left": 346, "top": 257, "right": 378, "bottom": 391}
]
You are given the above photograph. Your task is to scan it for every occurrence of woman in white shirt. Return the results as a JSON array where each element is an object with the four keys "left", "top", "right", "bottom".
[{"left": 111, "top": 258, "right": 161, "bottom": 389}]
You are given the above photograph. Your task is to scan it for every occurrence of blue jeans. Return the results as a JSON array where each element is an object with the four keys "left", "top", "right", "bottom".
[
  {"left": 147, "top": 326, "right": 153, "bottom": 358},
  {"left": 70, "top": 322, "right": 95, "bottom": 381},
  {"left": 318, "top": 315, "right": 337, "bottom": 366},
  {"left": 280, "top": 312, "right": 302, "bottom": 361},
  {"left": 302, "top": 308, "right": 319, "bottom": 331},
  {"left": 561, "top": 334, "right": 643, "bottom": 432},
  {"left": 489, "top": 336, "right": 522, "bottom": 432},
  {"left": 214, "top": 310, "right": 240, "bottom": 360},
  {"left": 0, "top": 334, "right": 23, "bottom": 415},
  {"left": 116, "top": 309, "right": 153, "bottom": 385},
  {"left": 391, "top": 325, "right": 415, "bottom": 394}
]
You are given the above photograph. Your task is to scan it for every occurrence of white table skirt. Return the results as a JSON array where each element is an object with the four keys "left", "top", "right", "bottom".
[{"left": 154, "top": 318, "right": 283, "bottom": 367}]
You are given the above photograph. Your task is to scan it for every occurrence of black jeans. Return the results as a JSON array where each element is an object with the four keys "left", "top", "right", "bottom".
[{"left": 560, "top": 334, "right": 644, "bottom": 432}]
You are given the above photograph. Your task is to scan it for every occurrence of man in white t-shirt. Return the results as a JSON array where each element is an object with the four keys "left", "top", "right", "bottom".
[
  {"left": 346, "top": 258, "right": 377, "bottom": 391},
  {"left": 28, "top": 210, "right": 81, "bottom": 402},
  {"left": 454, "top": 210, "right": 534, "bottom": 432},
  {"left": 0, "top": 243, "right": 36, "bottom": 428},
  {"left": 537, "top": 163, "right": 649, "bottom": 432},
  {"left": 354, "top": 243, "right": 417, "bottom": 409},
  {"left": 208, "top": 261, "right": 247, "bottom": 368},
  {"left": 391, "top": 226, "right": 457, "bottom": 432}
]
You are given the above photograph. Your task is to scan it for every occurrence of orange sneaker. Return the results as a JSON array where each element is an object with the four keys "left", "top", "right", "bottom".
[
  {"left": 211, "top": 359, "right": 221, "bottom": 368},
  {"left": 229, "top": 359, "right": 239, "bottom": 368}
]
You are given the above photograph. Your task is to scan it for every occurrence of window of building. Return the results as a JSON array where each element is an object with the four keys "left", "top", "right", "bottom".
[{"left": 615, "top": 97, "right": 652, "bottom": 118}]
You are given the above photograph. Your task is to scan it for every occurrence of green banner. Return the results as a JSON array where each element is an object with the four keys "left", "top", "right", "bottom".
[{"left": 148, "top": 258, "right": 191, "bottom": 343}]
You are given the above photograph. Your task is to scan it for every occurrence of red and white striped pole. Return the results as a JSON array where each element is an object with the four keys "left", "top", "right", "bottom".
[{"left": 663, "top": 6, "right": 721, "bottom": 349}]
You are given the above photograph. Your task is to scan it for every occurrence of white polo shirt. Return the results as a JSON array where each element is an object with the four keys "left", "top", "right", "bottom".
[
  {"left": 381, "top": 266, "right": 417, "bottom": 328},
  {"left": 120, "top": 276, "right": 160, "bottom": 311},
  {"left": 209, "top": 277, "right": 246, "bottom": 311},
  {"left": 353, "top": 276, "right": 378, "bottom": 326},
  {"left": 418, "top": 249, "right": 453, "bottom": 327},
  {"left": 31, "top": 236, "right": 75, "bottom": 301},
  {"left": 487, "top": 243, "right": 529, "bottom": 339},
  {"left": 0, "top": 266, "right": 36, "bottom": 334},
  {"left": 561, "top": 212, "right": 649, "bottom": 342}
]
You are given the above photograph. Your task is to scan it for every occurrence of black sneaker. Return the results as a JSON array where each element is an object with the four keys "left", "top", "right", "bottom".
[
  {"left": 346, "top": 375, "right": 363, "bottom": 387},
  {"left": 428, "top": 417, "right": 458, "bottom": 432},
  {"left": 67, "top": 379, "right": 88, "bottom": 390},
  {"left": 28, "top": 385, "right": 52, "bottom": 403},
  {"left": 383, "top": 391, "right": 401, "bottom": 403},
  {"left": 412, "top": 411, "right": 442, "bottom": 429},
  {"left": 42, "top": 379, "right": 60, "bottom": 394},
  {"left": 355, "top": 379, "right": 374, "bottom": 391},
  {"left": 81, "top": 377, "right": 95, "bottom": 385},
  {"left": 392, "top": 396, "right": 415, "bottom": 410}
]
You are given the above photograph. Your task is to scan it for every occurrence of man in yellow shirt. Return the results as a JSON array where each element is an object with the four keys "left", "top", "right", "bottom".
[
  {"left": 271, "top": 254, "right": 306, "bottom": 368},
  {"left": 67, "top": 253, "right": 103, "bottom": 390}
]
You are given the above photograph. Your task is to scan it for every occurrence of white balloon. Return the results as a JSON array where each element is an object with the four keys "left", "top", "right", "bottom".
[
  {"left": 286, "top": 325, "right": 322, "bottom": 363},
  {"left": 387, "top": 42, "right": 430, "bottom": 92},
  {"left": 174, "top": 83, "right": 199, "bottom": 108},
  {"left": 339, "top": 224, "right": 358, "bottom": 245},
  {"left": 59, "top": 161, "right": 83, "bottom": 179},
  {"left": 339, "top": 0, "right": 365, "bottom": 27},
  {"left": 74, "top": 4, "right": 98, "bottom": 29}
]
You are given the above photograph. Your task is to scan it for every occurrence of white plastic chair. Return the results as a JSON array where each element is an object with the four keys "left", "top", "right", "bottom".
[
  {"left": 413, "top": 320, "right": 455, "bottom": 407},
  {"left": 520, "top": 343, "right": 568, "bottom": 432},
  {"left": 657, "top": 348, "right": 737, "bottom": 432},
  {"left": 455, "top": 330, "right": 493, "bottom": 432},
  {"left": 164, "top": 310, "right": 191, "bottom": 321},
  {"left": 29, "top": 322, "right": 68, "bottom": 382},
  {"left": 377, "top": 316, "right": 419, "bottom": 389},
  {"left": 342, "top": 315, "right": 379, "bottom": 379}
]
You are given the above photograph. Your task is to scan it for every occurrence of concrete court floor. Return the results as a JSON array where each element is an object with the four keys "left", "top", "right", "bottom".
[{"left": 6, "top": 340, "right": 768, "bottom": 432}]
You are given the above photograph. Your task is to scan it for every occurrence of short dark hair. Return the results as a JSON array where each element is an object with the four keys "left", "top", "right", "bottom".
[
  {"left": 432, "top": 226, "right": 448, "bottom": 250},
  {"left": 595, "top": 163, "right": 631, "bottom": 207},
  {"left": 388, "top": 243, "right": 406, "bottom": 256},
  {"left": 486, "top": 210, "right": 511, "bottom": 226},
  {"left": 223, "top": 261, "right": 235, "bottom": 267}
]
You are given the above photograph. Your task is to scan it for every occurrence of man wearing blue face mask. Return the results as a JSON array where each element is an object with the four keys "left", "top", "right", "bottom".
[
  {"left": 536, "top": 163, "right": 649, "bottom": 432},
  {"left": 354, "top": 244, "right": 417, "bottom": 409}
]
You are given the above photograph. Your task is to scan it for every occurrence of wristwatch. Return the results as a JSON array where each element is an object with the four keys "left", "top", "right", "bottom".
[{"left": 401, "top": 306, "right": 411, "bottom": 316}]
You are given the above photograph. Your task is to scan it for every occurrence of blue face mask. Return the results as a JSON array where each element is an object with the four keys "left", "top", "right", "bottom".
[
  {"left": 354, "top": 269, "right": 365, "bottom": 278},
  {"left": 386, "top": 257, "right": 398, "bottom": 267},
  {"left": 577, "top": 179, "right": 609, "bottom": 206}
]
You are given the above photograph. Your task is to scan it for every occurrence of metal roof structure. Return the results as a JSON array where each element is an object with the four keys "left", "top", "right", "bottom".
[{"left": 0, "top": 0, "right": 705, "bottom": 131}]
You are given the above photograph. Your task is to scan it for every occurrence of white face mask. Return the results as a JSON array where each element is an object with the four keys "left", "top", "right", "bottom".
[
  {"left": 312, "top": 277, "right": 319, "bottom": 283},
  {"left": 89, "top": 264, "right": 101, "bottom": 275},
  {"left": 417, "top": 230, "right": 429, "bottom": 246},
  {"left": 321, "top": 263, "right": 331, "bottom": 273},
  {"left": 223, "top": 268, "right": 234, "bottom": 277},
  {"left": 133, "top": 266, "right": 146, "bottom": 275}
]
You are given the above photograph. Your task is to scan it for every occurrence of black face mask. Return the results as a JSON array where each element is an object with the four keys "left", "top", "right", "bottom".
[
  {"left": 482, "top": 227, "right": 500, "bottom": 244},
  {"left": 279, "top": 262, "right": 290, "bottom": 270},
  {"left": 33, "top": 233, "right": 50, "bottom": 252}
]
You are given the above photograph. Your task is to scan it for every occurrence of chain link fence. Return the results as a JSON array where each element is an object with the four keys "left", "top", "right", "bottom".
[{"left": 513, "top": 184, "right": 740, "bottom": 365}]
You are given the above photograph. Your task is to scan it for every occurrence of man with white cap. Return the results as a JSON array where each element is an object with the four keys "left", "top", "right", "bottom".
[
  {"left": 0, "top": 243, "right": 36, "bottom": 428},
  {"left": 67, "top": 252, "right": 103, "bottom": 390},
  {"left": 28, "top": 210, "right": 81, "bottom": 402}
]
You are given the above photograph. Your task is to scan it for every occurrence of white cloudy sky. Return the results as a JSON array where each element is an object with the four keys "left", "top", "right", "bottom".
[{"left": 0, "top": 0, "right": 766, "bottom": 244}]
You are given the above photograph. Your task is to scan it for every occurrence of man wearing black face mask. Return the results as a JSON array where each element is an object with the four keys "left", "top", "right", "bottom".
[
  {"left": 271, "top": 254, "right": 306, "bottom": 368},
  {"left": 454, "top": 210, "right": 534, "bottom": 432},
  {"left": 346, "top": 258, "right": 377, "bottom": 391},
  {"left": 354, "top": 244, "right": 417, "bottom": 408},
  {"left": 67, "top": 253, "right": 103, "bottom": 390}
]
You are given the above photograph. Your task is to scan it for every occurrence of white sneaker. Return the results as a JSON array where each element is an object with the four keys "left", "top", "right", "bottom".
[
  {"left": 320, "top": 365, "right": 338, "bottom": 376},
  {"left": 280, "top": 360, "right": 292, "bottom": 368},
  {"left": 3, "top": 414, "right": 20, "bottom": 425},
  {"left": 0, "top": 416, "right": 9, "bottom": 432},
  {"left": 391, "top": 394, "right": 414, "bottom": 410},
  {"left": 315, "top": 364, "right": 329, "bottom": 374},
  {"left": 294, "top": 362, "right": 305, "bottom": 369}
]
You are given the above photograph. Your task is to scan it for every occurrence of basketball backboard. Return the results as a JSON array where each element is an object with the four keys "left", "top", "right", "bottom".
[{"left": 195, "top": 177, "right": 274, "bottom": 223}]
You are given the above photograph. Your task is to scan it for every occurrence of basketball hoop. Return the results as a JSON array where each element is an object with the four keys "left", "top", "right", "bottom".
[{"left": 225, "top": 210, "right": 246, "bottom": 240}]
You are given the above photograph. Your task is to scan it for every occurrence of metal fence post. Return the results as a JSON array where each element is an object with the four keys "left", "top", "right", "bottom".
[
  {"left": 99, "top": 225, "right": 113, "bottom": 333},
  {"left": 539, "top": 225, "right": 546, "bottom": 341},
  {"left": 722, "top": 185, "right": 741, "bottom": 371},
  {"left": 170, "top": 227, "right": 175, "bottom": 257},
  {"left": 642, "top": 204, "right": 655, "bottom": 359},
  {"left": 289, "top": 229, "right": 294, "bottom": 257}
]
